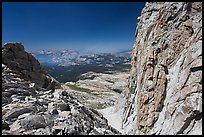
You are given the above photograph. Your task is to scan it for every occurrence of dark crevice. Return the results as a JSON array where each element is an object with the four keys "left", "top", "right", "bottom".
[
  {"left": 156, "top": 48, "right": 161, "bottom": 54},
  {"left": 190, "top": 66, "right": 202, "bottom": 72},
  {"left": 185, "top": 2, "right": 192, "bottom": 12},
  {"left": 166, "top": 14, "right": 176, "bottom": 23},
  {"left": 199, "top": 78, "right": 202, "bottom": 84},
  {"left": 42, "top": 77, "right": 49, "bottom": 88},
  {"left": 177, "top": 118, "right": 191, "bottom": 135},
  {"left": 148, "top": 77, "right": 153, "bottom": 81},
  {"left": 177, "top": 110, "right": 202, "bottom": 134},
  {"left": 193, "top": 110, "right": 202, "bottom": 121},
  {"left": 160, "top": 65, "right": 169, "bottom": 75}
]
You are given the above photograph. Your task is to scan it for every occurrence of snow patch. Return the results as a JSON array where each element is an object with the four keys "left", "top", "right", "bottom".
[{"left": 98, "top": 106, "right": 124, "bottom": 134}]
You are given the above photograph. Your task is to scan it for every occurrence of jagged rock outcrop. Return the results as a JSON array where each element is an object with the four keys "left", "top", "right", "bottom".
[
  {"left": 2, "top": 42, "right": 61, "bottom": 90},
  {"left": 122, "top": 2, "right": 202, "bottom": 135},
  {"left": 2, "top": 44, "right": 120, "bottom": 135}
]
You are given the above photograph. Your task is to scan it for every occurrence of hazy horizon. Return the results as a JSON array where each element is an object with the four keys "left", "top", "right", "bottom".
[{"left": 2, "top": 2, "right": 145, "bottom": 53}]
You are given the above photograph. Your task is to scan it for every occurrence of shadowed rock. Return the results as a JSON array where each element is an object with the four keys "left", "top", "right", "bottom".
[{"left": 2, "top": 42, "right": 61, "bottom": 90}]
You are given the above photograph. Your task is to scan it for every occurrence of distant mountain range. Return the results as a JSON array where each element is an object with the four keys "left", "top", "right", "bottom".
[
  {"left": 31, "top": 49, "right": 132, "bottom": 82},
  {"left": 31, "top": 49, "right": 131, "bottom": 67}
]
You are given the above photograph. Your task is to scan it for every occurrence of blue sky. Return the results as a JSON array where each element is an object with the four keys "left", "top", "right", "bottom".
[{"left": 2, "top": 2, "right": 145, "bottom": 53}]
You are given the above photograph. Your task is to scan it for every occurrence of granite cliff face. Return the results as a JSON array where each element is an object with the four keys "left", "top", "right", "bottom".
[{"left": 122, "top": 2, "right": 202, "bottom": 135}]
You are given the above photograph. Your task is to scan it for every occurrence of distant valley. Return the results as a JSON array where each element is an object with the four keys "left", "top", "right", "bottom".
[{"left": 32, "top": 49, "right": 131, "bottom": 83}]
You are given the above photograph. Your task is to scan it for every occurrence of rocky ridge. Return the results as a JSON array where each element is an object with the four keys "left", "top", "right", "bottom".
[
  {"left": 2, "top": 43, "right": 121, "bottom": 135},
  {"left": 121, "top": 2, "right": 202, "bottom": 135},
  {"left": 2, "top": 43, "right": 61, "bottom": 90}
]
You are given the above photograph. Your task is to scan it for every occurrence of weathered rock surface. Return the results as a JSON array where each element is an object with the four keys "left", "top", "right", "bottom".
[
  {"left": 77, "top": 71, "right": 129, "bottom": 93},
  {"left": 2, "top": 42, "right": 61, "bottom": 90},
  {"left": 121, "top": 2, "right": 202, "bottom": 135},
  {"left": 64, "top": 70, "right": 129, "bottom": 109},
  {"left": 2, "top": 44, "right": 121, "bottom": 135}
]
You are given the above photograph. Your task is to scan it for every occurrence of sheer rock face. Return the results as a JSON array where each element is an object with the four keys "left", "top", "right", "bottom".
[
  {"left": 2, "top": 42, "right": 61, "bottom": 90},
  {"left": 122, "top": 2, "right": 202, "bottom": 135}
]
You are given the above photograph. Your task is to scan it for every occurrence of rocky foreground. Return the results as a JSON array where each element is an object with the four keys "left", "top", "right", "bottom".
[{"left": 2, "top": 43, "right": 121, "bottom": 135}]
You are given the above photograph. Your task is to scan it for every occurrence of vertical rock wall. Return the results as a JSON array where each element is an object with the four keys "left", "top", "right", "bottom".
[{"left": 122, "top": 2, "right": 202, "bottom": 135}]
